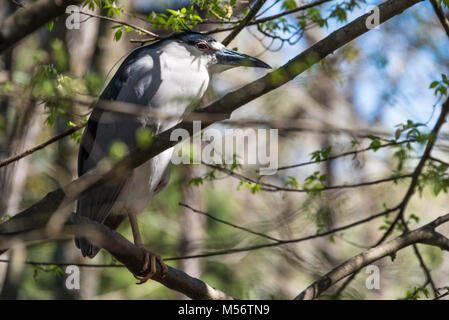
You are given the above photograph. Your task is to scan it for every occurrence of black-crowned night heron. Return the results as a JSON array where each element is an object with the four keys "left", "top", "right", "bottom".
[{"left": 75, "top": 31, "right": 270, "bottom": 283}]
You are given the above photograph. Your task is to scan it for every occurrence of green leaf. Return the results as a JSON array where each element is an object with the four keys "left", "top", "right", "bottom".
[
  {"left": 189, "top": 177, "right": 204, "bottom": 186},
  {"left": 284, "top": 176, "right": 298, "bottom": 189},
  {"left": 429, "top": 74, "right": 449, "bottom": 97},
  {"left": 114, "top": 29, "right": 122, "bottom": 41},
  {"left": 369, "top": 138, "right": 381, "bottom": 151},
  {"left": 237, "top": 181, "right": 261, "bottom": 194},
  {"left": 430, "top": 81, "right": 439, "bottom": 89},
  {"left": 204, "top": 170, "right": 216, "bottom": 181},
  {"left": 47, "top": 20, "right": 54, "bottom": 32},
  {"left": 433, "top": 182, "right": 442, "bottom": 196},
  {"left": 251, "top": 184, "right": 261, "bottom": 194},
  {"left": 409, "top": 214, "right": 420, "bottom": 224},
  {"left": 167, "top": 9, "right": 179, "bottom": 15}
]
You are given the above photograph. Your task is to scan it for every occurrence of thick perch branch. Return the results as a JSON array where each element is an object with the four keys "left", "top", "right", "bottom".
[
  {"left": 0, "top": 0, "right": 424, "bottom": 299},
  {"left": 0, "top": 0, "right": 84, "bottom": 52},
  {"left": 295, "top": 213, "right": 449, "bottom": 300},
  {"left": 0, "top": 213, "right": 233, "bottom": 300}
]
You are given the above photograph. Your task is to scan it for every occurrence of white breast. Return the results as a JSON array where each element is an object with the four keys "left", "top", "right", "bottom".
[
  {"left": 113, "top": 41, "right": 210, "bottom": 216},
  {"left": 151, "top": 41, "right": 210, "bottom": 130}
]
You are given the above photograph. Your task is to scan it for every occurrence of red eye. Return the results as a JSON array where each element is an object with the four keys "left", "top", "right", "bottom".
[{"left": 195, "top": 42, "right": 209, "bottom": 51}]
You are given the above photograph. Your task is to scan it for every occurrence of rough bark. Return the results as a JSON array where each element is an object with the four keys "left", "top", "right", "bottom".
[{"left": 0, "top": 0, "right": 84, "bottom": 52}]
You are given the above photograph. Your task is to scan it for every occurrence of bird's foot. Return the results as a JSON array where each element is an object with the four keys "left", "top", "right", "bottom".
[{"left": 135, "top": 247, "right": 168, "bottom": 284}]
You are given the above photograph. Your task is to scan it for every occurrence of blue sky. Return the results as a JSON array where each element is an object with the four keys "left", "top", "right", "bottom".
[{"left": 256, "top": 0, "right": 448, "bottom": 132}]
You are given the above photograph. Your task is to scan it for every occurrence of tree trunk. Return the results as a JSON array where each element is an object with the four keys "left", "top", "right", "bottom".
[{"left": 177, "top": 166, "right": 206, "bottom": 299}]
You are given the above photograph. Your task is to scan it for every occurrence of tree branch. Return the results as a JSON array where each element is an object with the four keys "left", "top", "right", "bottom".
[
  {"left": 205, "top": 162, "right": 413, "bottom": 193},
  {"left": 0, "top": 0, "right": 84, "bottom": 52},
  {"left": 222, "top": 0, "right": 267, "bottom": 46},
  {"left": 331, "top": 97, "right": 449, "bottom": 298},
  {"left": 0, "top": 123, "right": 86, "bottom": 169},
  {"left": 0, "top": 202, "right": 400, "bottom": 264},
  {"left": 277, "top": 139, "right": 415, "bottom": 171},
  {"left": 296, "top": 212, "right": 449, "bottom": 300},
  {"left": 430, "top": 0, "right": 449, "bottom": 38},
  {"left": 399, "top": 215, "right": 438, "bottom": 296},
  {"left": 132, "top": 0, "right": 334, "bottom": 43},
  {"left": 78, "top": 10, "right": 162, "bottom": 39},
  {"left": 377, "top": 98, "right": 449, "bottom": 245},
  {"left": 0, "top": 213, "right": 234, "bottom": 300},
  {"left": 179, "top": 202, "right": 282, "bottom": 242}
]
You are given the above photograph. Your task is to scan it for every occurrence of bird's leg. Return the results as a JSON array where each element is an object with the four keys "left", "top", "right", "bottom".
[{"left": 128, "top": 212, "right": 168, "bottom": 284}]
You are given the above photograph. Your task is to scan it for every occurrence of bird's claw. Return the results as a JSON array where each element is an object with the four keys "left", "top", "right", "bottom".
[{"left": 135, "top": 247, "right": 168, "bottom": 284}]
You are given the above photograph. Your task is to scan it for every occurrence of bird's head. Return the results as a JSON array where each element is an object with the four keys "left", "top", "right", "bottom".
[{"left": 170, "top": 31, "right": 271, "bottom": 73}]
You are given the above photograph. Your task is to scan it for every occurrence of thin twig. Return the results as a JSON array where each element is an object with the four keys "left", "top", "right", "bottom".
[
  {"left": 179, "top": 202, "right": 282, "bottom": 242},
  {"left": 277, "top": 139, "right": 415, "bottom": 171},
  {"left": 0, "top": 206, "right": 400, "bottom": 263},
  {"left": 430, "top": 0, "right": 449, "bottom": 38},
  {"left": 429, "top": 156, "right": 449, "bottom": 167},
  {"left": 222, "top": 0, "right": 267, "bottom": 46},
  {"left": 296, "top": 212, "right": 449, "bottom": 300},
  {"left": 434, "top": 287, "right": 449, "bottom": 300},
  {"left": 131, "top": 0, "right": 333, "bottom": 43},
  {"left": 324, "top": 98, "right": 449, "bottom": 299},
  {"left": 207, "top": 162, "right": 413, "bottom": 193},
  {"left": 8, "top": 0, "right": 24, "bottom": 8},
  {"left": 79, "top": 11, "right": 161, "bottom": 39},
  {"left": 0, "top": 123, "right": 86, "bottom": 169},
  {"left": 400, "top": 215, "right": 438, "bottom": 297},
  {"left": 0, "top": 259, "right": 124, "bottom": 268},
  {"left": 160, "top": 205, "right": 400, "bottom": 261}
]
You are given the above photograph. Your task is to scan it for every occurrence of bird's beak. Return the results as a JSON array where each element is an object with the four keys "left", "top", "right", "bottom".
[{"left": 216, "top": 48, "right": 271, "bottom": 69}]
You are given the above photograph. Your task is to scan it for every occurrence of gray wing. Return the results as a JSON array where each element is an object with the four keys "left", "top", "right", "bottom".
[
  {"left": 75, "top": 48, "right": 162, "bottom": 257},
  {"left": 76, "top": 110, "right": 141, "bottom": 222}
]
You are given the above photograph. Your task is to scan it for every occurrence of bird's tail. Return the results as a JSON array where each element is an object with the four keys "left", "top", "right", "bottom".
[
  {"left": 74, "top": 196, "right": 101, "bottom": 258},
  {"left": 74, "top": 178, "right": 126, "bottom": 259},
  {"left": 75, "top": 237, "right": 101, "bottom": 258}
]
